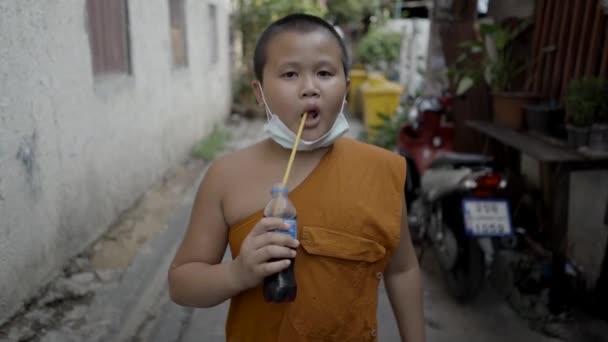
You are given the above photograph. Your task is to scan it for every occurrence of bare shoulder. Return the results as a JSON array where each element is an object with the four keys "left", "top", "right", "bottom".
[
  {"left": 213, "top": 142, "right": 264, "bottom": 171},
  {"left": 200, "top": 142, "right": 265, "bottom": 195}
]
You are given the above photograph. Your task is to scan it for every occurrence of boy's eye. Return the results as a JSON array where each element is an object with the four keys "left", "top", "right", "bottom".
[
  {"left": 318, "top": 70, "right": 334, "bottom": 77},
  {"left": 281, "top": 71, "right": 298, "bottom": 78}
]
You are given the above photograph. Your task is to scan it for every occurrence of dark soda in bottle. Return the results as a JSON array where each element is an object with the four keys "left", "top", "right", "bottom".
[{"left": 263, "top": 183, "right": 297, "bottom": 303}]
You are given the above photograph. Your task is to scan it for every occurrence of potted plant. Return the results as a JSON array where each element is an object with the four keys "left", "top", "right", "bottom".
[
  {"left": 450, "top": 19, "right": 544, "bottom": 130},
  {"left": 589, "top": 79, "right": 608, "bottom": 151},
  {"left": 525, "top": 100, "right": 564, "bottom": 137},
  {"left": 356, "top": 29, "right": 402, "bottom": 78},
  {"left": 564, "top": 78, "right": 601, "bottom": 148}
]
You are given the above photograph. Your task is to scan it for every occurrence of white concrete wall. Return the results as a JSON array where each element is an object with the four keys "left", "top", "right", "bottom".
[
  {"left": 0, "top": 0, "right": 232, "bottom": 324},
  {"left": 422, "top": 18, "right": 449, "bottom": 97},
  {"left": 386, "top": 18, "right": 431, "bottom": 96}
]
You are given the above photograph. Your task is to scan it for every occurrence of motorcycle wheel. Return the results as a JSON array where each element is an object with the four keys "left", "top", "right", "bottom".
[{"left": 438, "top": 227, "right": 486, "bottom": 302}]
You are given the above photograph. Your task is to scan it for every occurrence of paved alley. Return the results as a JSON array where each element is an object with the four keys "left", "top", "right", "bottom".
[{"left": 4, "top": 1, "right": 608, "bottom": 341}]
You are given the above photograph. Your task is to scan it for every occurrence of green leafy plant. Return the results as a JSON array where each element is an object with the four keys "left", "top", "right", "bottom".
[
  {"left": 597, "top": 80, "right": 608, "bottom": 124},
  {"left": 450, "top": 20, "right": 535, "bottom": 95},
  {"left": 367, "top": 108, "right": 409, "bottom": 151},
  {"left": 565, "top": 78, "right": 607, "bottom": 127},
  {"left": 237, "top": 0, "right": 327, "bottom": 65},
  {"left": 326, "top": 0, "right": 375, "bottom": 26},
  {"left": 192, "top": 126, "right": 231, "bottom": 161},
  {"left": 356, "top": 29, "right": 402, "bottom": 71}
]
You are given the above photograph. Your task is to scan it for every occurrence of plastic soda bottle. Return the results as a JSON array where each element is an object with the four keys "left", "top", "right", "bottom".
[{"left": 263, "top": 183, "right": 297, "bottom": 303}]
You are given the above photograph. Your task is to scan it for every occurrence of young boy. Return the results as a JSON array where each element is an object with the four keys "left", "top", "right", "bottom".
[{"left": 168, "top": 13, "right": 425, "bottom": 342}]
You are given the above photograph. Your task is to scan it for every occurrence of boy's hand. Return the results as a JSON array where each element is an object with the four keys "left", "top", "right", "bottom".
[{"left": 231, "top": 217, "right": 299, "bottom": 290}]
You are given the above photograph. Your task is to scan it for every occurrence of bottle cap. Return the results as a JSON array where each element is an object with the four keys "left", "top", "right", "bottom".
[{"left": 271, "top": 183, "right": 289, "bottom": 195}]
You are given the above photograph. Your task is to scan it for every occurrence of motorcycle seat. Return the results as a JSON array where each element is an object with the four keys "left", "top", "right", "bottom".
[
  {"left": 421, "top": 168, "right": 471, "bottom": 195},
  {"left": 430, "top": 152, "right": 493, "bottom": 169}
]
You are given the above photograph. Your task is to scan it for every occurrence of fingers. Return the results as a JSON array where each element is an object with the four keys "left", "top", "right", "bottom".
[
  {"left": 251, "top": 231, "right": 299, "bottom": 250},
  {"left": 250, "top": 217, "right": 290, "bottom": 236},
  {"left": 253, "top": 244, "right": 296, "bottom": 264},
  {"left": 258, "top": 259, "right": 292, "bottom": 278}
]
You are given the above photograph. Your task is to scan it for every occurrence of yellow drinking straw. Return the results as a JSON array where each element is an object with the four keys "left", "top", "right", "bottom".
[
  {"left": 281, "top": 112, "right": 308, "bottom": 186},
  {"left": 272, "top": 112, "right": 307, "bottom": 215}
]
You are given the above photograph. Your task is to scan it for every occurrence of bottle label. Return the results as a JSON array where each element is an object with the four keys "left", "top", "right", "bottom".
[{"left": 275, "top": 218, "right": 297, "bottom": 239}]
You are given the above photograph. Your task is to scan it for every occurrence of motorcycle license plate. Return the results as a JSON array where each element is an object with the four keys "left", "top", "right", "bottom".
[{"left": 462, "top": 199, "right": 513, "bottom": 237}]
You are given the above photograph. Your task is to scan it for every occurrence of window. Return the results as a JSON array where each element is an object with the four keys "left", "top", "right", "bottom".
[
  {"left": 169, "top": 0, "right": 188, "bottom": 67},
  {"left": 86, "top": 0, "right": 131, "bottom": 75},
  {"left": 209, "top": 4, "right": 218, "bottom": 64}
]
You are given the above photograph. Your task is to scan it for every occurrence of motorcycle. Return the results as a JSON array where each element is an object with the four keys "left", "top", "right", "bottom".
[{"left": 399, "top": 92, "right": 519, "bottom": 301}]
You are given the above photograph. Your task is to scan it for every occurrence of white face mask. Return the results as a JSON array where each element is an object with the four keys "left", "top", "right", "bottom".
[{"left": 258, "top": 87, "right": 350, "bottom": 151}]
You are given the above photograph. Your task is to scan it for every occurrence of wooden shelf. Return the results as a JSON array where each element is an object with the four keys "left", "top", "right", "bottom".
[{"left": 465, "top": 120, "right": 608, "bottom": 163}]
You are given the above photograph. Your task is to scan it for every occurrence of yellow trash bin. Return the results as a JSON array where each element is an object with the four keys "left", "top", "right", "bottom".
[
  {"left": 348, "top": 68, "right": 368, "bottom": 117},
  {"left": 359, "top": 72, "right": 404, "bottom": 138}
]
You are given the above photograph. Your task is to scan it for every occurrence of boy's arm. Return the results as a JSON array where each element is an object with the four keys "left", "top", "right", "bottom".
[
  {"left": 383, "top": 198, "right": 426, "bottom": 342},
  {"left": 168, "top": 160, "right": 244, "bottom": 308}
]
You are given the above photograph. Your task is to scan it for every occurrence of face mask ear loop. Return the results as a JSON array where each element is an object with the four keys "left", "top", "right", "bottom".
[
  {"left": 339, "top": 94, "right": 347, "bottom": 113},
  {"left": 258, "top": 86, "right": 273, "bottom": 121}
]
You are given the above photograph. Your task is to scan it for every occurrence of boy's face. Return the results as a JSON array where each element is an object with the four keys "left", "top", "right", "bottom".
[{"left": 253, "top": 30, "right": 349, "bottom": 142}]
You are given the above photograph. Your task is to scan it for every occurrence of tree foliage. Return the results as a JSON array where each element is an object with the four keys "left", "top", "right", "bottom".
[{"left": 237, "top": 0, "right": 327, "bottom": 63}]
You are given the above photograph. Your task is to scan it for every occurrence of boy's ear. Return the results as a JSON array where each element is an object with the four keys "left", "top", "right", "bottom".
[
  {"left": 346, "top": 78, "right": 351, "bottom": 93},
  {"left": 251, "top": 80, "right": 264, "bottom": 107}
]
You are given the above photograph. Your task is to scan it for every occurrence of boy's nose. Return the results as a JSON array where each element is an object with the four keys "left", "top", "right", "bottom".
[
  {"left": 300, "top": 77, "right": 320, "bottom": 98},
  {"left": 300, "top": 85, "right": 320, "bottom": 98}
]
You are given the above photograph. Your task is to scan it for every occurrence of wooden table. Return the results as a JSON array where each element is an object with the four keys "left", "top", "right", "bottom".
[{"left": 466, "top": 120, "right": 608, "bottom": 255}]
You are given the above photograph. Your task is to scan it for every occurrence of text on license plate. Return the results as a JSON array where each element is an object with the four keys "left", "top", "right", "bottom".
[{"left": 462, "top": 199, "right": 513, "bottom": 236}]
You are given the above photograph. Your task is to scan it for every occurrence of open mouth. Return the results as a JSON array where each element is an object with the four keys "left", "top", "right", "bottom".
[
  {"left": 306, "top": 110, "right": 320, "bottom": 119},
  {"left": 302, "top": 108, "right": 321, "bottom": 128}
]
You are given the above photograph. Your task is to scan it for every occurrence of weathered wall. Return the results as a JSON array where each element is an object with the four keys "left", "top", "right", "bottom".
[
  {"left": 568, "top": 170, "right": 608, "bottom": 288},
  {"left": 0, "top": 0, "right": 231, "bottom": 324},
  {"left": 521, "top": 157, "right": 608, "bottom": 288},
  {"left": 487, "top": 0, "right": 535, "bottom": 22}
]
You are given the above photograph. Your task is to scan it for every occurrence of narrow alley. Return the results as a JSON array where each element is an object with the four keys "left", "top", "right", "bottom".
[{"left": 3, "top": 1, "right": 608, "bottom": 341}]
